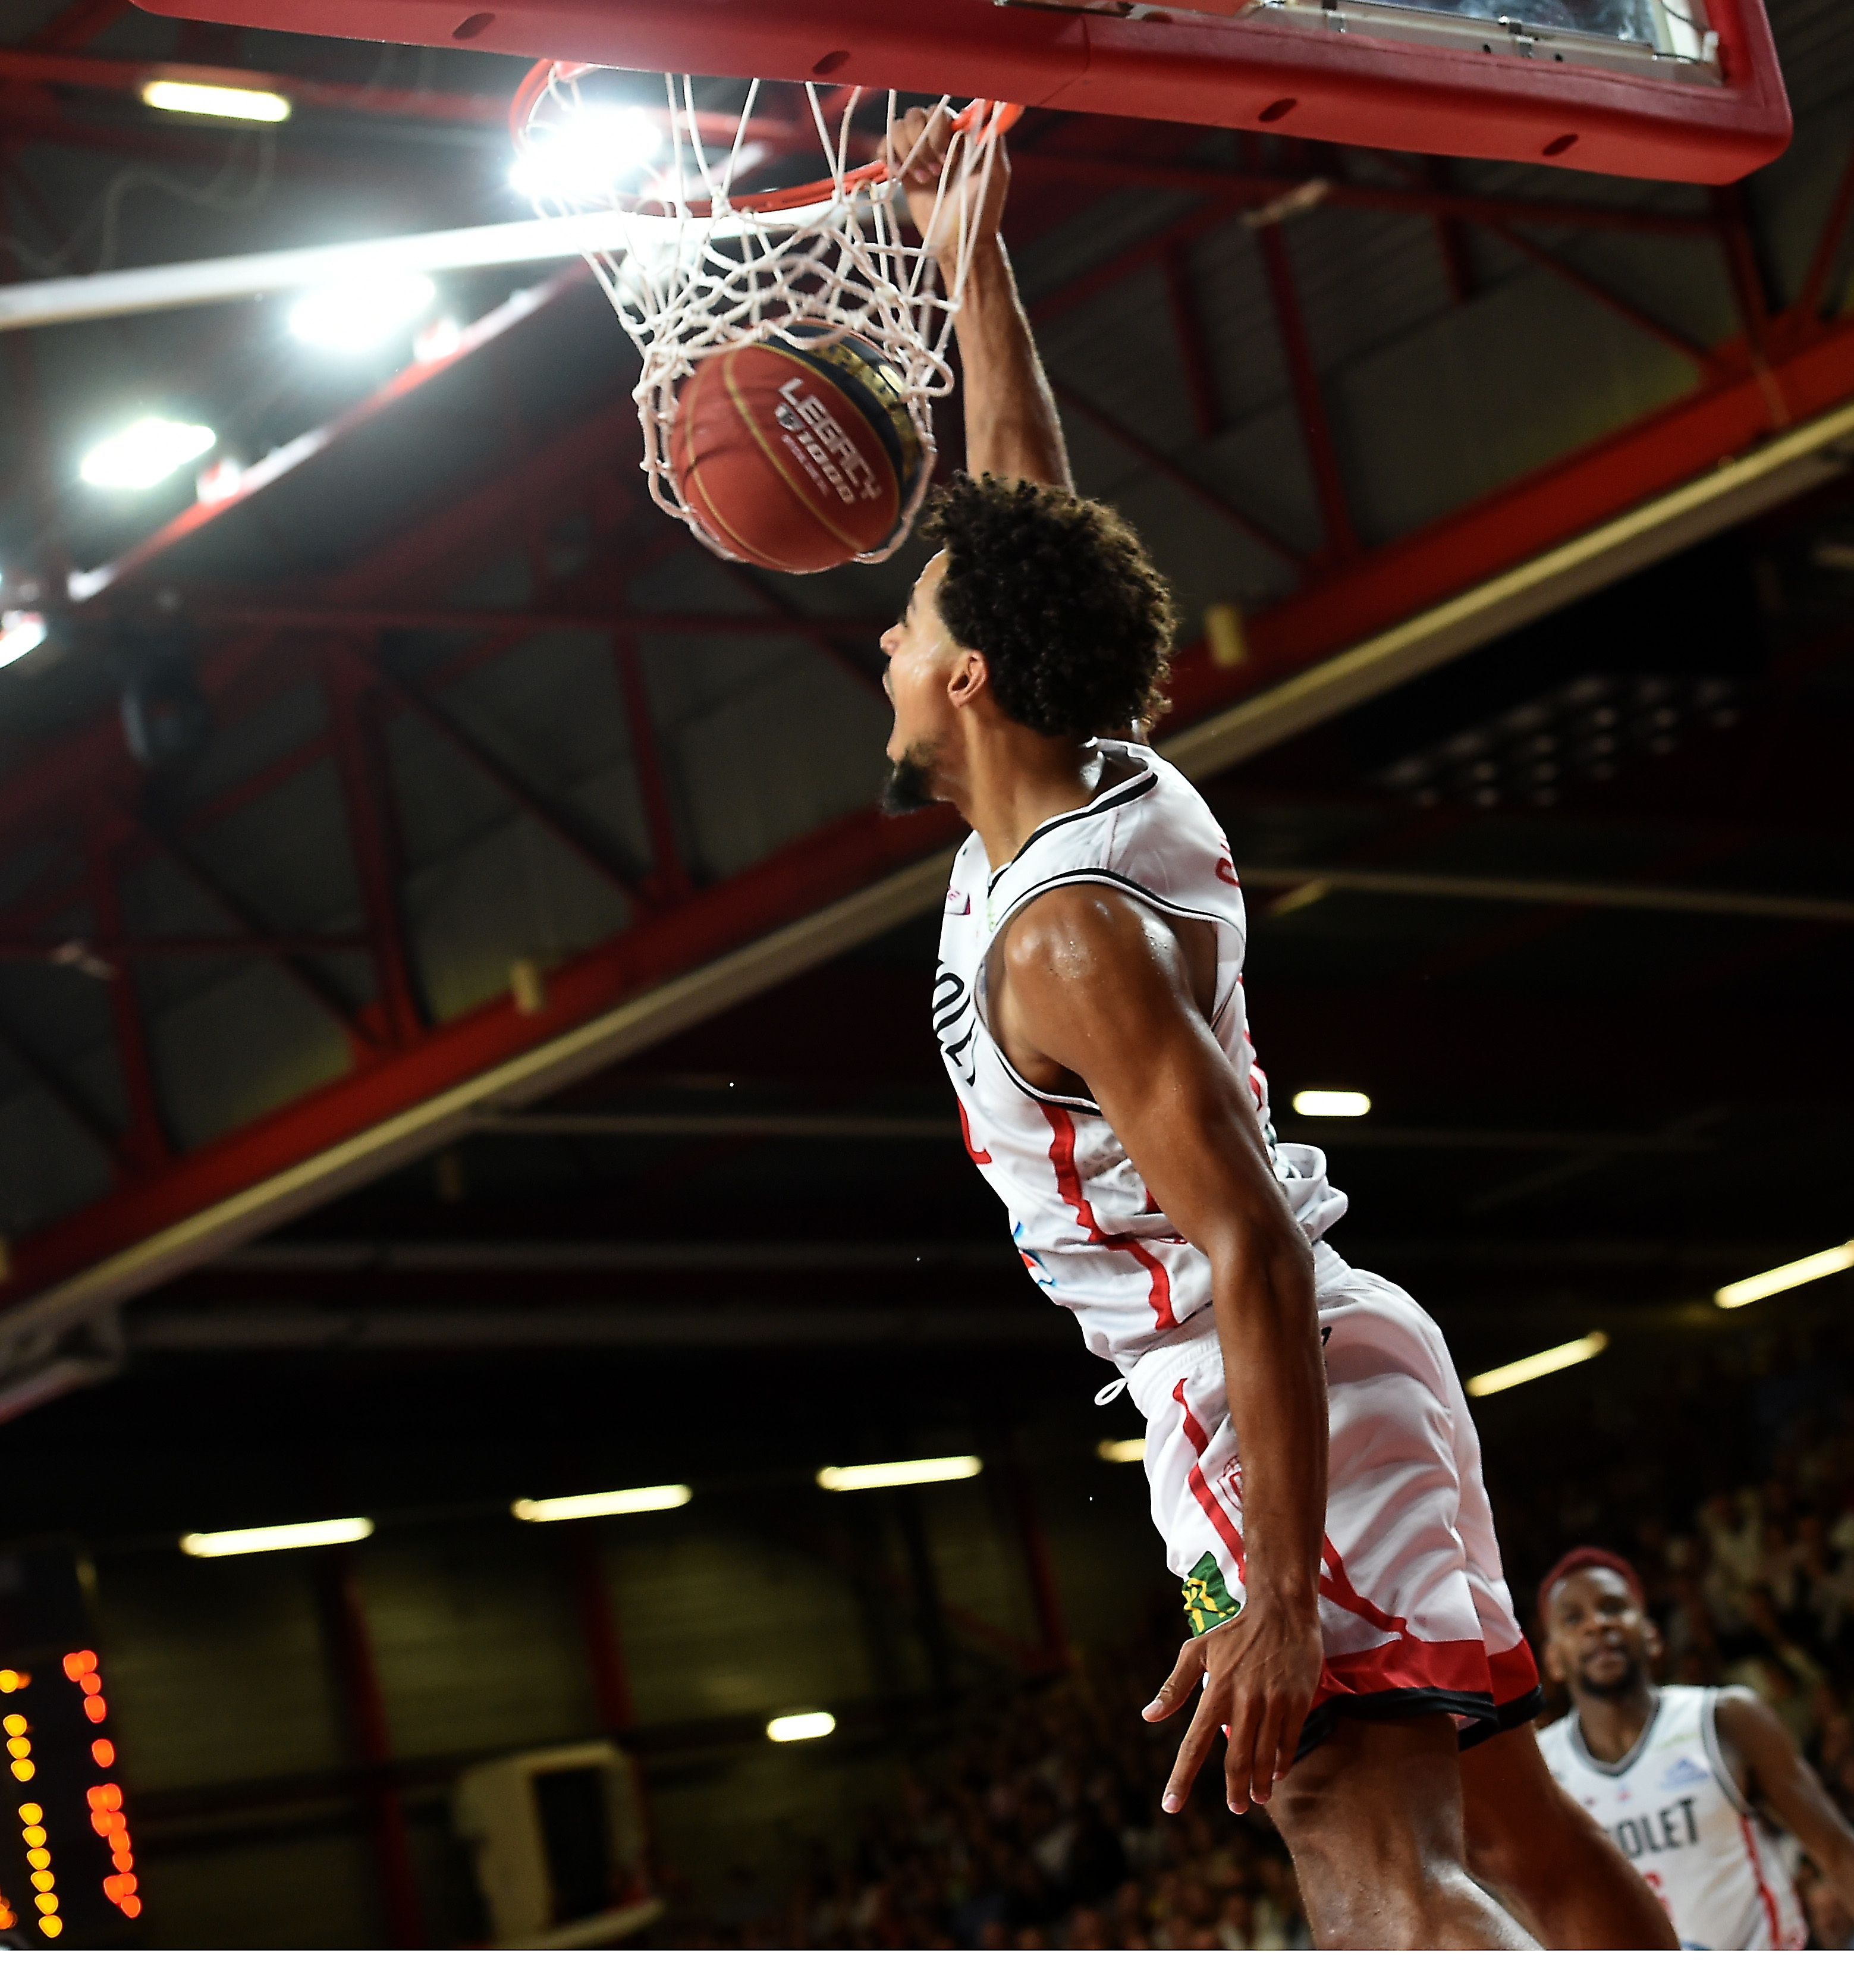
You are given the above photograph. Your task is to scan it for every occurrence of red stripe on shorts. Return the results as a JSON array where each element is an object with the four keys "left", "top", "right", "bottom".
[
  {"left": 1316, "top": 1635, "right": 1492, "bottom": 1702},
  {"left": 1486, "top": 1637, "right": 1540, "bottom": 1707},
  {"left": 1174, "top": 1380, "right": 1246, "bottom": 1583}
]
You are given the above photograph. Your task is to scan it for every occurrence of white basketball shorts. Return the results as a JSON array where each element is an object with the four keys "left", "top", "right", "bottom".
[{"left": 1128, "top": 1243, "right": 1541, "bottom": 1757}]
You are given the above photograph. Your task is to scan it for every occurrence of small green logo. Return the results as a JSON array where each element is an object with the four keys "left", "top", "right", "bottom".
[{"left": 1180, "top": 1551, "right": 1242, "bottom": 1637}]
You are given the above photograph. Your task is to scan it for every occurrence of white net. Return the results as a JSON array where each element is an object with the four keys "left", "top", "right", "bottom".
[{"left": 514, "top": 66, "right": 1016, "bottom": 566}]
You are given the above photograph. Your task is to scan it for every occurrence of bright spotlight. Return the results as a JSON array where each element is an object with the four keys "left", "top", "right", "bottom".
[
  {"left": 80, "top": 416, "right": 216, "bottom": 491},
  {"left": 1714, "top": 1241, "right": 1854, "bottom": 1311},
  {"left": 1096, "top": 1437, "right": 1146, "bottom": 1464},
  {"left": 816, "top": 1456, "right": 981, "bottom": 1492},
  {"left": 1465, "top": 1333, "right": 1608, "bottom": 1399},
  {"left": 766, "top": 1711, "right": 835, "bottom": 1743},
  {"left": 289, "top": 270, "right": 437, "bottom": 353},
  {"left": 1291, "top": 1089, "right": 1372, "bottom": 1118},
  {"left": 0, "top": 614, "right": 46, "bottom": 670},
  {"left": 512, "top": 104, "right": 663, "bottom": 201},
  {"left": 143, "top": 78, "right": 291, "bottom": 123},
  {"left": 180, "top": 1516, "right": 373, "bottom": 1558},
  {"left": 511, "top": 1484, "right": 691, "bottom": 1523}
]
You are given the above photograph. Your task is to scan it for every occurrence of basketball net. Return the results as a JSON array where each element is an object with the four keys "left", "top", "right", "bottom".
[{"left": 513, "top": 65, "right": 1018, "bottom": 564}]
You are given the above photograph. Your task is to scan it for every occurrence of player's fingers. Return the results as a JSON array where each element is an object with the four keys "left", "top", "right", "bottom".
[
  {"left": 882, "top": 106, "right": 931, "bottom": 173},
  {"left": 1245, "top": 1701, "right": 1285, "bottom": 1808},
  {"left": 1142, "top": 1640, "right": 1203, "bottom": 1723},
  {"left": 1161, "top": 1693, "right": 1223, "bottom": 1815},
  {"left": 1222, "top": 1690, "right": 1264, "bottom": 1815}
]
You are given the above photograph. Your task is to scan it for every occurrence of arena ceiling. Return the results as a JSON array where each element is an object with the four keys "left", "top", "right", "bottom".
[{"left": 0, "top": 0, "right": 1848, "bottom": 1485}]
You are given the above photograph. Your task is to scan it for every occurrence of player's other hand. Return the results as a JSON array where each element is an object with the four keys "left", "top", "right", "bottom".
[
  {"left": 885, "top": 104, "right": 1011, "bottom": 260},
  {"left": 1142, "top": 1597, "right": 1322, "bottom": 1814}
]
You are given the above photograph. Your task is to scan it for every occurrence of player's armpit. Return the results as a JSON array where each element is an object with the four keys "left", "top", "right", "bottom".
[{"left": 1715, "top": 1688, "right": 1854, "bottom": 1911}]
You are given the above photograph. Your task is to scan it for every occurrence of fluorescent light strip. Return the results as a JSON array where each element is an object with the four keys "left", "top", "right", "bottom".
[
  {"left": 1292, "top": 1089, "right": 1371, "bottom": 1117},
  {"left": 1096, "top": 1438, "right": 1146, "bottom": 1464},
  {"left": 815, "top": 1456, "right": 981, "bottom": 1492},
  {"left": 1466, "top": 1332, "right": 1608, "bottom": 1399},
  {"left": 766, "top": 1711, "right": 835, "bottom": 1742},
  {"left": 511, "top": 1484, "right": 690, "bottom": 1522},
  {"left": 180, "top": 1516, "right": 373, "bottom": 1557},
  {"left": 142, "top": 80, "right": 291, "bottom": 123},
  {"left": 1714, "top": 1241, "right": 1854, "bottom": 1310}
]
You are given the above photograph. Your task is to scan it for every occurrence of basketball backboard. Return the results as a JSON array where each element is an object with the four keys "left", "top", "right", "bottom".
[{"left": 132, "top": 0, "right": 1790, "bottom": 184}]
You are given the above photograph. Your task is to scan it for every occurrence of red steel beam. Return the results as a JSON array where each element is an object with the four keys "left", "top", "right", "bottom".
[{"left": 1254, "top": 220, "right": 1358, "bottom": 561}]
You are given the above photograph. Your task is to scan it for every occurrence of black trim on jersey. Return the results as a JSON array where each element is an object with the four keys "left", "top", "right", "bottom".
[
  {"left": 991, "top": 1039, "right": 1104, "bottom": 1119},
  {"left": 1294, "top": 1686, "right": 1499, "bottom": 1763},
  {"left": 985, "top": 770, "right": 1159, "bottom": 899},
  {"left": 1569, "top": 1689, "right": 1664, "bottom": 1779},
  {"left": 978, "top": 867, "right": 1247, "bottom": 1119},
  {"left": 1457, "top": 1683, "right": 1547, "bottom": 1753}
]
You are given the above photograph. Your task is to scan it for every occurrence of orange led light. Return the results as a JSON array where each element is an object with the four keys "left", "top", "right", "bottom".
[
  {"left": 10, "top": 1763, "right": 33, "bottom": 1783},
  {"left": 82, "top": 1697, "right": 106, "bottom": 1723},
  {"left": 61, "top": 1652, "right": 96, "bottom": 1683},
  {"left": 91, "top": 1739, "right": 115, "bottom": 1767},
  {"left": 33, "top": 1892, "right": 55, "bottom": 1915},
  {"left": 18, "top": 1804, "right": 41, "bottom": 1825},
  {"left": 89, "top": 1784, "right": 121, "bottom": 1810},
  {"left": 0, "top": 1673, "right": 18, "bottom": 1695},
  {"left": 40, "top": 1917, "right": 61, "bottom": 1937}
]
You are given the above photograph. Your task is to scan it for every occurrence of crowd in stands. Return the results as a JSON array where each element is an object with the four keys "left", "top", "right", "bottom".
[{"left": 678, "top": 1352, "right": 1854, "bottom": 1949}]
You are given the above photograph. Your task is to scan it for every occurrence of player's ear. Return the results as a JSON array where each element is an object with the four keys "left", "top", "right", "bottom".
[
  {"left": 945, "top": 646, "right": 989, "bottom": 709},
  {"left": 1541, "top": 1637, "right": 1566, "bottom": 1686}
]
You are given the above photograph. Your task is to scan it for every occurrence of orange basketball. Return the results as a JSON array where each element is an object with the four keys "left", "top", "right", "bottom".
[{"left": 669, "top": 329, "right": 925, "bottom": 573}]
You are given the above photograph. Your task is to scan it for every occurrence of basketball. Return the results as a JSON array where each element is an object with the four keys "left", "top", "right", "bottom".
[{"left": 668, "top": 327, "right": 926, "bottom": 573}]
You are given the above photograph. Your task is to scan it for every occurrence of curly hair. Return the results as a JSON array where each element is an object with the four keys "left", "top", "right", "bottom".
[{"left": 917, "top": 475, "right": 1177, "bottom": 739}]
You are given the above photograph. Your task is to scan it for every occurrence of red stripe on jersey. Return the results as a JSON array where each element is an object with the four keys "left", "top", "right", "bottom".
[
  {"left": 1041, "top": 1104, "right": 1177, "bottom": 1330},
  {"left": 1739, "top": 1816, "right": 1785, "bottom": 1948},
  {"left": 956, "top": 1097, "right": 991, "bottom": 1165}
]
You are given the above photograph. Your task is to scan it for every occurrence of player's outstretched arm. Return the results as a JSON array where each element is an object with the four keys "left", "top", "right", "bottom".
[
  {"left": 888, "top": 108, "right": 1072, "bottom": 490},
  {"left": 1716, "top": 1688, "right": 1854, "bottom": 1915},
  {"left": 993, "top": 883, "right": 1325, "bottom": 1814}
]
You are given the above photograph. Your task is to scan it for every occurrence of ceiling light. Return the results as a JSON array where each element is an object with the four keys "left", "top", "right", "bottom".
[
  {"left": 816, "top": 1456, "right": 982, "bottom": 1492},
  {"left": 142, "top": 79, "right": 291, "bottom": 123},
  {"left": 1714, "top": 1241, "right": 1854, "bottom": 1311},
  {"left": 0, "top": 613, "right": 46, "bottom": 670},
  {"left": 1291, "top": 1089, "right": 1371, "bottom": 1117},
  {"left": 766, "top": 1711, "right": 835, "bottom": 1744},
  {"left": 179, "top": 1516, "right": 373, "bottom": 1558},
  {"left": 1465, "top": 1332, "right": 1608, "bottom": 1399},
  {"left": 80, "top": 416, "right": 216, "bottom": 491},
  {"left": 288, "top": 270, "right": 437, "bottom": 353},
  {"left": 511, "top": 105, "right": 663, "bottom": 201},
  {"left": 511, "top": 1484, "right": 691, "bottom": 1522},
  {"left": 1096, "top": 1437, "right": 1145, "bottom": 1464}
]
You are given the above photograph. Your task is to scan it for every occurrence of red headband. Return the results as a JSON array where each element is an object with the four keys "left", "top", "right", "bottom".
[{"left": 1536, "top": 1545, "right": 1644, "bottom": 1625}]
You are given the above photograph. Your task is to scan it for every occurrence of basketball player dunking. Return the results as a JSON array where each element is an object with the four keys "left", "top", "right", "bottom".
[
  {"left": 879, "top": 112, "right": 1676, "bottom": 1949},
  {"left": 1538, "top": 1548, "right": 1854, "bottom": 1948}
]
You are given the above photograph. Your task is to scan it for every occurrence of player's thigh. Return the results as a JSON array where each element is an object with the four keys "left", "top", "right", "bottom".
[
  {"left": 1460, "top": 1722, "right": 1602, "bottom": 1884},
  {"left": 1274, "top": 1713, "right": 1469, "bottom": 1877}
]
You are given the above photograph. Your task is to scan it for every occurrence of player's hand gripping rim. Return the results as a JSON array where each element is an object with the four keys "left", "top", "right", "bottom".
[{"left": 1142, "top": 1598, "right": 1323, "bottom": 1814}]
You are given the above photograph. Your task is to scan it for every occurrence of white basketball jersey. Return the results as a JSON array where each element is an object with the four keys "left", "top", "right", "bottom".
[
  {"left": 932, "top": 741, "right": 1347, "bottom": 1373},
  {"left": 1538, "top": 1686, "right": 1806, "bottom": 1950}
]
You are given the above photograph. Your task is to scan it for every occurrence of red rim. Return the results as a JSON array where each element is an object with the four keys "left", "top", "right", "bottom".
[{"left": 510, "top": 59, "right": 1021, "bottom": 219}]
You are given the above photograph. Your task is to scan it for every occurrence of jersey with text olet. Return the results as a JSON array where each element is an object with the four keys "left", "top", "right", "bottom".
[
  {"left": 1538, "top": 1686, "right": 1806, "bottom": 1950},
  {"left": 933, "top": 742, "right": 1347, "bottom": 1373}
]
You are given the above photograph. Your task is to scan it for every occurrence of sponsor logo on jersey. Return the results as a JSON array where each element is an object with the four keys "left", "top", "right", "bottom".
[
  {"left": 1181, "top": 1551, "right": 1242, "bottom": 1637},
  {"left": 1660, "top": 1755, "right": 1710, "bottom": 1791},
  {"left": 944, "top": 887, "right": 971, "bottom": 915},
  {"left": 1611, "top": 1796, "right": 1700, "bottom": 1861},
  {"left": 1013, "top": 1222, "right": 1057, "bottom": 1293}
]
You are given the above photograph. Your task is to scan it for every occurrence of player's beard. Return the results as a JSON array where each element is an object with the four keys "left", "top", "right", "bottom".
[
  {"left": 1575, "top": 1649, "right": 1644, "bottom": 1700},
  {"left": 880, "top": 743, "right": 939, "bottom": 816}
]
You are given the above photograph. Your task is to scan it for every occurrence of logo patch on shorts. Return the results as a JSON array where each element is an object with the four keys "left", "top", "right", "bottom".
[{"left": 1181, "top": 1551, "right": 1242, "bottom": 1637}]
